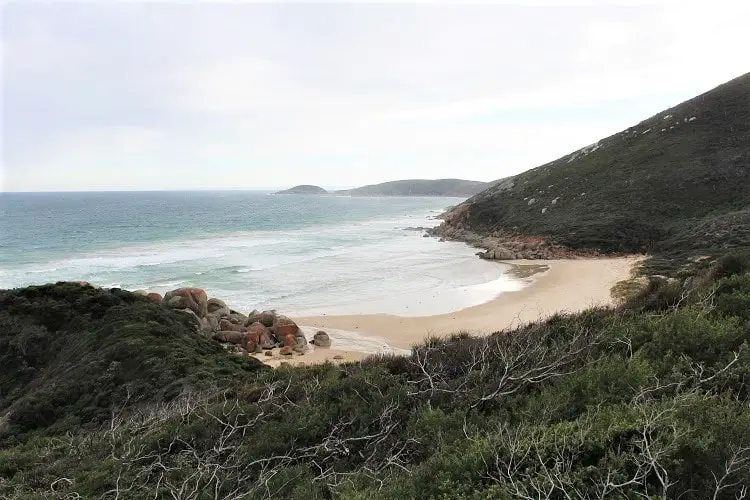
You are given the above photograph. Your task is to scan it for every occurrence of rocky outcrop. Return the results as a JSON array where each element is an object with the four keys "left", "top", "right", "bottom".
[
  {"left": 150, "top": 288, "right": 328, "bottom": 358},
  {"left": 249, "top": 310, "right": 276, "bottom": 328},
  {"left": 163, "top": 288, "right": 208, "bottom": 317},
  {"left": 219, "top": 319, "right": 245, "bottom": 332},
  {"left": 246, "top": 322, "right": 273, "bottom": 351},
  {"left": 428, "top": 204, "right": 593, "bottom": 261},
  {"left": 207, "top": 298, "right": 230, "bottom": 317},
  {"left": 479, "top": 246, "right": 515, "bottom": 261},
  {"left": 273, "top": 315, "right": 299, "bottom": 338},
  {"left": 213, "top": 331, "right": 247, "bottom": 345},
  {"left": 200, "top": 315, "right": 219, "bottom": 336}
]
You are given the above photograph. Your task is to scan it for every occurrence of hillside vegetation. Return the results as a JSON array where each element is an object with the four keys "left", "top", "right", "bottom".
[
  {"left": 0, "top": 283, "right": 264, "bottom": 444},
  {"left": 336, "top": 178, "right": 490, "bottom": 197},
  {"left": 435, "top": 73, "right": 750, "bottom": 275},
  {"left": 1, "top": 256, "right": 749, "bottom": 498}
]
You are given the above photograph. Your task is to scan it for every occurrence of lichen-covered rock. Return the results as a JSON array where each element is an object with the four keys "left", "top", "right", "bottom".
[
  {"left": 250, "top": 310, "right": 276, "bottom": 328},
  {"left": 282, "top": 333, "right": 297, "bottom": 348},
  {"left": 163, "top": 288, "right": 208, "bottom": 317},
  {"left": 312, "top": 331, "right": 331, "bottom": 348},
  {"left": 146, "top": 292, "right": 162, "bottom": 303},
  {"left": 247, "top": 322, "right": 274, "bottom": 349},
  {"left": 134, "top": 289, "right": 148, "bottom": 297},
  {"left": 273, "top": 315, "right": 299, "bottom": 339}
]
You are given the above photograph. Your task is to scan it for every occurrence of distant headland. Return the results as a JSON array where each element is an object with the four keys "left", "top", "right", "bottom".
[
  {"left": 274, "top": 185, "right": 329, "bottom": 195},
  {"left": 274, "top": 178, "right": 490, "bottom": 197}
]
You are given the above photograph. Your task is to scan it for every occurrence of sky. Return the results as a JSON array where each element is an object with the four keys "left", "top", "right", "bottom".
[{"left": 1, "top": 1, "right": 748, "bottom": 192}]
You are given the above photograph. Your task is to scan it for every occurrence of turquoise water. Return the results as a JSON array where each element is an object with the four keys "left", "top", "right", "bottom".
[{"left": 0, "top": 191, "right": 522, "bottom": 316}]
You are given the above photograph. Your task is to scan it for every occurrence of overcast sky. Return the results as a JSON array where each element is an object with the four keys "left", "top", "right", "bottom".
[{"left": 1, "top": 1, "right": 748, "bottom": 192}]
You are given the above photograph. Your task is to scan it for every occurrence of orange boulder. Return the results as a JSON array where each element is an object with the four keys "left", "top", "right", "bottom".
[{"left": 273, "top": 315, "right": 299, "bottom": 339}]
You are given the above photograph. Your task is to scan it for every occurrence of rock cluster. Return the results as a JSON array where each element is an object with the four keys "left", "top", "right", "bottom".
[
  {"left": 427, "top": 205, "right": 593, "bottom": 260},
  {"left": 158, "top": 287, "right": 330, "bottom": 356}
]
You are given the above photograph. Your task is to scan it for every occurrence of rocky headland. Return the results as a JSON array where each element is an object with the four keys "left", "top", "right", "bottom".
[{"left": 428, "top": 203, "right": 598, "bottom": 261}]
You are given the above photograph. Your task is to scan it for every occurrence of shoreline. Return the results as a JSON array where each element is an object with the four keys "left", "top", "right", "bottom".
[{"left": 293, "top": 256, "right": 642, "bottom": 362}]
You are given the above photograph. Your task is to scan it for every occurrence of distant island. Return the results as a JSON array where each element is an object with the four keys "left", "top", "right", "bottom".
[
  {"left": 274, "top": 185, "right": 329, "bottom": 195},
  {"left": 335, "top": 178, "right": 489, "bottom": 197}
]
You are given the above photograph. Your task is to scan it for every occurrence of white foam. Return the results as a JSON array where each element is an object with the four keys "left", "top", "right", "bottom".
[
  {"left": 29, "top": 267, "right": 58, "bottom": 273},
  {"left": 1, "top": 204, "right": 528, "bottom": 320},
  {"left": 299, "top": 326, "right": 409, "bottom": 356}
]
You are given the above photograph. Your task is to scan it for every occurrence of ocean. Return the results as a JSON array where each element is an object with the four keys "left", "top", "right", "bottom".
[{"left": 0, "top": 191, "right": 524, "bottom": 317}]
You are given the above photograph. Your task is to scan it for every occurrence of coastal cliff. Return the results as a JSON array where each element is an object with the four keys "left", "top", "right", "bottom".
[{"left": 430, "top": 73, "right": 750, "bottom": 274}]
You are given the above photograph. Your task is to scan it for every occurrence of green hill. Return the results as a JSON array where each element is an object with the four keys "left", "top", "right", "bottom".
[
  {"left": 336, "top": 178, "right": 490, "bottom": 197},
  {"left": 433, "top": 73, "right": 750, "bottom": 275},
  {"left": 0, "top": 283, "right": 264, "bottom": 443}
]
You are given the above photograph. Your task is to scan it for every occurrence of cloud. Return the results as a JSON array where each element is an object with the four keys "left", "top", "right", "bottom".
[{"left": 2, "top": 2, "right": 748, "bottom": 191}]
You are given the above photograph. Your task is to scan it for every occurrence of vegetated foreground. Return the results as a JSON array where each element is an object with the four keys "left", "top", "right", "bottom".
[{"left": 1, "top": 254, "right": 749, "bottom": 499}]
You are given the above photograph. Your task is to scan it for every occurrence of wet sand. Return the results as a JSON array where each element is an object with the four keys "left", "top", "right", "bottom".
[
  {"left": 296, "top": 257, "right": 642, "bottom": 353},
  {"left": 252, "top": 256, "right": 641, "bottom": 366}
]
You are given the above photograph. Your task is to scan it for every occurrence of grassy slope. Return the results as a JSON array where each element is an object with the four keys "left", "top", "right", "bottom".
[
  {"left": 336, "top": 178, "right": 490, "bottom": 197},
  {"left": 1, "top": 260, "right": 749, "bottom": 498},
  {"left": 0, "top": 283, "right": 264, "bottom": 443},
  {"left": 454, "top": 73, "right": 750, "bottom": 274}
]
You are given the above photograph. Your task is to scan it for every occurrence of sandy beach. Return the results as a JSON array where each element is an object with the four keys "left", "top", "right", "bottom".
[{"left": 287, "top": 256, "right": 641, "bottom": 365}]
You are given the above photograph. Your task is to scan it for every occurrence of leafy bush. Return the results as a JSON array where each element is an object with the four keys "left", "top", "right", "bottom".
[{"left": 708, "top": 252, "right": 750, "bottom": 280}]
